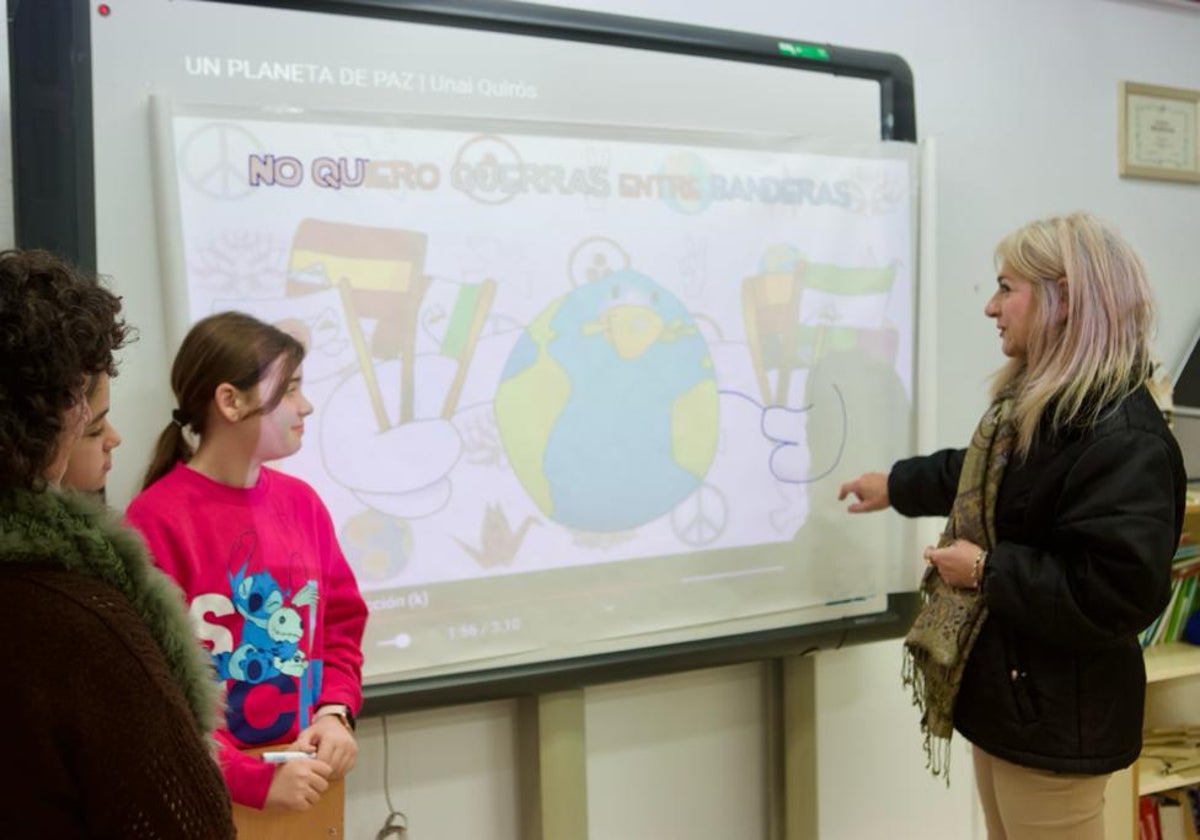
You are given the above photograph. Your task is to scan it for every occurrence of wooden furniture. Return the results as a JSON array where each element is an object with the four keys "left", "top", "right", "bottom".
[
  {"left": 1103, "top": 501, "right": 1200, "bottom": 839},
  {"left": 231, "top": 746, "right": 345, "bottom": 839},
  {"left": 1104, "top": 641, "right": 1200, "bottom": 839},
  {"left": 1139, "top": 643, "right": 1200, "bottom": 796}
]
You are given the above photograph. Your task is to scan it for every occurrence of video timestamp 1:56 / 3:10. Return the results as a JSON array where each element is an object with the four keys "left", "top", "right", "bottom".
[{"left": 446, "top": 616, "right": 522, "bottom": 641}]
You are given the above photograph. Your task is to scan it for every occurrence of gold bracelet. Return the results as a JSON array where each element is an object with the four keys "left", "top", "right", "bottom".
[{"left": 972, "top": 549, "right": 987, "bottom": 589}]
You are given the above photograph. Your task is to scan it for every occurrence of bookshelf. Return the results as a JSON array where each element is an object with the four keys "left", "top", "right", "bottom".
[
  {"left": 1104, "top": 501, "right": 1200, "bottom": 839},
  {"left": 1138, "top": 756, "right": 1200, "bottom": 797},
  {"left": 1145, "top": 640, "right": 1200, "bottom": 686},
  {"left": 1138, "top": 642, "right": 1200, "bottom": 796}
]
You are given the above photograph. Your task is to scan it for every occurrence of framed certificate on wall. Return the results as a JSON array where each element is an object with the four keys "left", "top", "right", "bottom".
[{"left": 1119, "top": 81, "right": 1200, "bottom": 183}]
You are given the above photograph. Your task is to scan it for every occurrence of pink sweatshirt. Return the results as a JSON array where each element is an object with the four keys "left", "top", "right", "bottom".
[{"left": 126, "top": 463, "right": 367, "bottom": 808}]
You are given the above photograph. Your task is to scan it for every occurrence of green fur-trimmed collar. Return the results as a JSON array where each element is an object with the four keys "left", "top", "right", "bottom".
[{"left": 0, "top": 488, "right": 221, "bottom": 736}]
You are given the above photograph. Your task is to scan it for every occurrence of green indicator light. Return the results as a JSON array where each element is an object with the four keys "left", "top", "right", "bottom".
[{"left": 777, "top": 41, "right": 829, "bottom": 61}]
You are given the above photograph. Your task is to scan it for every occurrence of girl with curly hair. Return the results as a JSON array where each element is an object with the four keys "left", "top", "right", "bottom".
[
  {"left": 62, "top": 371, "right": 123, "bottom": 495},
  {"left": 0, "top": 249, "right": 235, "bottom": 837}
]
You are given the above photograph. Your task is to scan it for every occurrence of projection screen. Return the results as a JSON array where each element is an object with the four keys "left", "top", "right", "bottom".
[{"left": 39, "top": 0, "right": 924, "bottom": 708}]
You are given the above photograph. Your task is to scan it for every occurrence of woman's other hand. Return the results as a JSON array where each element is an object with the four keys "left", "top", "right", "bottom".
[
  {"left": 838, "top": 472, "right": 890, "bottom": 512},
  {"left": 924, "top": 538, "right": 985, "bottom": 590}
]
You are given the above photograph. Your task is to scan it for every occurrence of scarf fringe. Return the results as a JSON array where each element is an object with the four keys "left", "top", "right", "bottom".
[{"left": 902, "top": 644, "right": 952, "bottom": 787}]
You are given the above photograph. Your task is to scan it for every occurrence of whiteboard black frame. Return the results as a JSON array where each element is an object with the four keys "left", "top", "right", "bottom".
[
  {"left": 1172, "top": 319, "right": 1200, "bottom": 419},
  {"left": 9, "top": 0, "right": 920, "bottom": 715}
]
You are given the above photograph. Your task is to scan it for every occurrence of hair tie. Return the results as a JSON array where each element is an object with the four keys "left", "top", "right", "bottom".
[{"left": 171, "top": 408, "right": 188, "bottom": 428}]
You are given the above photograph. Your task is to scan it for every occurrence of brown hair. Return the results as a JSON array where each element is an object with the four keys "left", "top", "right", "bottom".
[
  {"left": 0, "top": 249, "right": 130, "bottom": 490},
  {"left": 141, "top": 311, "right": 305, "bottom": 489}
]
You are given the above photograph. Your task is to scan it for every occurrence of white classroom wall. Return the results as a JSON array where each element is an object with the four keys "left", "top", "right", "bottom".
[
  {"left": 334, "top": 1, "right": 1200, "bottom": 838},
  {"left": 1, "top": 0, "right": 1185, "bottom": 838}
]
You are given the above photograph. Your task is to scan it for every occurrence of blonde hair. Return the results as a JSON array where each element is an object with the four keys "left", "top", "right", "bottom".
[{"left": 992, "top": 212, "right": 1154, "bottom": 456}]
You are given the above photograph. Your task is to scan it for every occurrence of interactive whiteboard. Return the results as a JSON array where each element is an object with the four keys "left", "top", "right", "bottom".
[{"left": 58, "top": 0, "right": 921, "bottom": 703}]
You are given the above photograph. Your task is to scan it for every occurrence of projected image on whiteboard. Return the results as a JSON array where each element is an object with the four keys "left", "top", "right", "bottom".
[{"left": 162, "top": 110, "right": 915, "bottom": 682}]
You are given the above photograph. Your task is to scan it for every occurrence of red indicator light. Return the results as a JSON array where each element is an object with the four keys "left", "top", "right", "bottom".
[{"left": 97, "top": 3, "right": 111, "bottom": 16}]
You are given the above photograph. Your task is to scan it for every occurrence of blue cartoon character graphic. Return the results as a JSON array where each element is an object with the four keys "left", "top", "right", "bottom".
[{"left": 212, "top": 539, "right": 320, "bottom": 686}]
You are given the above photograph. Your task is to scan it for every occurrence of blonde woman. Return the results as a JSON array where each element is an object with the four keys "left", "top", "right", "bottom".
[{"left": 840, "top": 213, "right": 1186, "bottom": 839}]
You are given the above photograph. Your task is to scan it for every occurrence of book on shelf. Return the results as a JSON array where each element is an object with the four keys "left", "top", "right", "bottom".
[
  {"left": 1141, "top": 535, "right": 1200, "bottom": 648},
  {"left": 1141, "top": 577, "right": 1197, "bottom": 648},
  {"left": 1139, "top": 789, "right": 1200, "bottom": 840},
  {"left": 1142, "top": 793, "right": 1163, "bottom": 840}
]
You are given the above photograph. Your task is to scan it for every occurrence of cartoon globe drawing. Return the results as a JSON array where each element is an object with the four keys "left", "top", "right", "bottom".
[
  {"left": 494, "top": 268, "right": 719, "bottom": 531},
  {"left": 340, "top": 509, "right": 413, "bottom": 581}
]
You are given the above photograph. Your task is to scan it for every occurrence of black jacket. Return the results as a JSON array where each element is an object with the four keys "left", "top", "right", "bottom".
[{"left": 889, "top": 386, "right": 1186, "bottom": 774}]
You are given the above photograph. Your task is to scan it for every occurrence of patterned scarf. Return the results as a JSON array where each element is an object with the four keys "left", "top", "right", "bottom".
[
  {"left": 0, "top": 487, "right": 221, "bottom": 737},
  {"left": 902, "top": 396, "right": 1014, "bottom": 781}
]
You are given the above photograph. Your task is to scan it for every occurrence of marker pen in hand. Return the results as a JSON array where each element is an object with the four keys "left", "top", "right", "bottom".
[{"left": 262, "top": 750, "right": 317, "bottom": 764}]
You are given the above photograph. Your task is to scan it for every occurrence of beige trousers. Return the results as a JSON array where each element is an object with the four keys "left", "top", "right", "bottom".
[{"left": 973, "top": 746, "right": 1111, "bottom": 840}]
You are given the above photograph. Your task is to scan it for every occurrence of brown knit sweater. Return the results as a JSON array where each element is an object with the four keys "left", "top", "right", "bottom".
[
  {"left": 1, "top": 565, "right": 235, "bottom": 837},
  {"left": 1, "top": 563, "right": 235, "bottom": 836}
]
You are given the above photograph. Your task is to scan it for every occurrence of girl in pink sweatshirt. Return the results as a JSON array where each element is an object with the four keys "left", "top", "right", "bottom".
[{"left": 127, "top": 311, "right": 367, "bottom": 812}]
